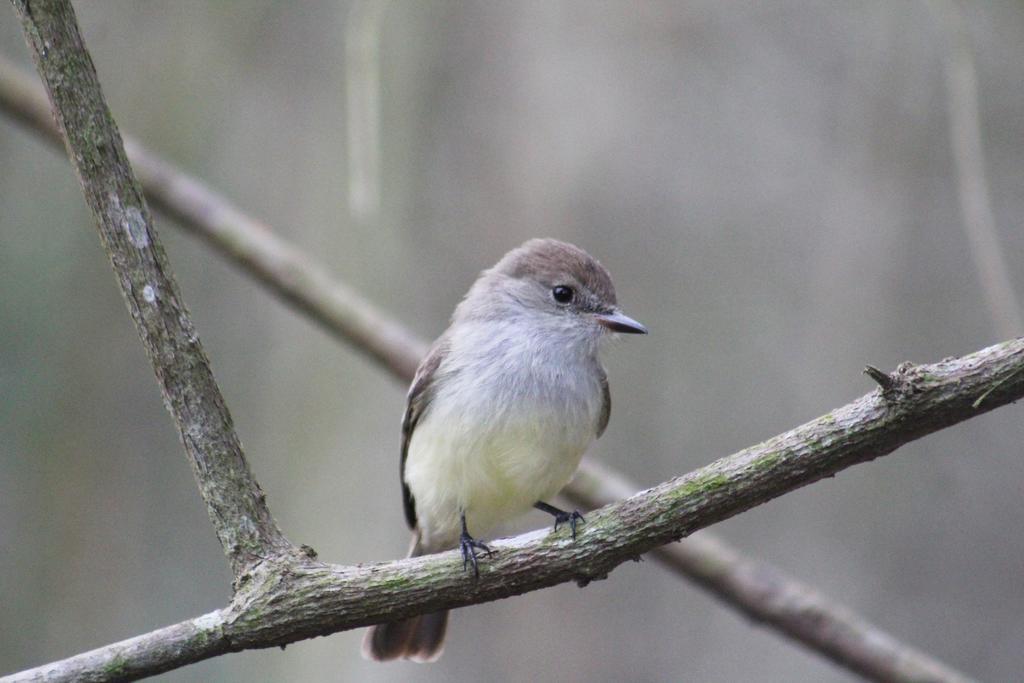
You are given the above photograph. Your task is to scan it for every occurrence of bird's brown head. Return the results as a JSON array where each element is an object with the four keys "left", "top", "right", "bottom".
[{"left": 459, "top": 238, "right": 647, "bottom": 336}]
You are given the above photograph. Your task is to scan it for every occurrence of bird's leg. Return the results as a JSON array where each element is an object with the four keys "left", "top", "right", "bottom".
[
  {"left": 534, "top": 501, "right": 585, "bottom": 540},
  {"left": 459, "top": 511, "right": 492, "bottom": 579}
]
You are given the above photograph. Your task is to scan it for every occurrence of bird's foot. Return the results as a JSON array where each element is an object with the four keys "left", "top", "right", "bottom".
[
  {"left": 534, "top": 501, "right": 586, "bottom": 541},
  {"left": 553, "top": 510, "right": 586, "bottom": 541},
  {"left": 459, "top": 531, "right": 493, "bottom": 579}
]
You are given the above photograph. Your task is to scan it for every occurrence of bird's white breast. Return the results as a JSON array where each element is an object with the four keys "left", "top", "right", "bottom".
[{"left": 403, "top": 319, "right": 604, "bottom": 551}]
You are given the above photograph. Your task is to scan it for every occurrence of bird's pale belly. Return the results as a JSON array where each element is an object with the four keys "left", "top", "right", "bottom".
[{"left": 404, "top": 410, "right": 592, "bottom": 552}]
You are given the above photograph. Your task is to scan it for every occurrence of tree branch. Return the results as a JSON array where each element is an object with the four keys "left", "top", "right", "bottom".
[
  {"left": 566, "top": 462, "right": 979, "bottom": 683},
  {"left": 0, "top": 33, "right": 993, "bottom": 682},
  {"left": 6, "top": 338, "right": 1019, "bottom": 682},
  {"left": 0, "top": 54, "right": 424, "bottom": 380},
  {"left": 10, "top": 0, "right": 291, "bottom": 577}
]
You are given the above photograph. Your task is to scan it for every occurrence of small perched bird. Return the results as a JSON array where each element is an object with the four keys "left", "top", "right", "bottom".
[{"left": 362, "top": 238, "right": 647, "bottom": 662}]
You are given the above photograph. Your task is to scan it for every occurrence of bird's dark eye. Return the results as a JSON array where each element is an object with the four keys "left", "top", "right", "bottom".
[{"left": 552, "top": 285, "right": 574, "bottom": 304}]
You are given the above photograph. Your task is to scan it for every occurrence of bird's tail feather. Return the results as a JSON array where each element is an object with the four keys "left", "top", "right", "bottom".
[{"left": 361, "top": 536, "right": 449, "bottom": 663}]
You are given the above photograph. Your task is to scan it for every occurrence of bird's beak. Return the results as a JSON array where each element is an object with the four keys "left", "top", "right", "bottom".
[{"left": 595, "top": 310, "right": 648, "bottom": 334}]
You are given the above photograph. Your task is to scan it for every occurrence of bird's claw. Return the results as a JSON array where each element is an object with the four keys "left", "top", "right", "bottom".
[
  {"left": 554, "top": 510, "right": 586, "bottom": 540},
  {"left": 459, "top": 532, "right": 493, "bottom": 579}
]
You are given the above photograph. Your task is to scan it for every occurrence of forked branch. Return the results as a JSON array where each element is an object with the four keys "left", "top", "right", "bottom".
[
  {"left": 4, "top": 2, "right": 1013, "bottom": 682},
  {"left": 8, "top": 336, "right": 1020, "bottom": 682}
]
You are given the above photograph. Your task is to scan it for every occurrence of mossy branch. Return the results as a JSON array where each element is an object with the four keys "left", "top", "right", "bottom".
[{"left": 7, "top": 336, "right": 1019, "bottom": 682}]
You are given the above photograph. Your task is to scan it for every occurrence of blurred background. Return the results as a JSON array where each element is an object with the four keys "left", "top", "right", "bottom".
[{"left": 2, "top": 2, "right": 1023, "bottom": 681}]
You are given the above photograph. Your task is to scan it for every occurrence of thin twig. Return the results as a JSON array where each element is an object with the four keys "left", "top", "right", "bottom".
[
  {"left": 863, "top": 365, "right": 895, "bottom": 391},
  {"left": 6, "top": 337, "right": 1019, "bottom": 683},
  {"left": 345, "top": 0, "right": 391, "bottom": 220}
]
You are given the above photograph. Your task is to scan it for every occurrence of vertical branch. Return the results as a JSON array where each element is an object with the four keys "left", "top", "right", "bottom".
[
  {"left": 11, "top": 0, "right": 291, "bottom": 577},
  {"left": 931, "top": 0, "right": 1023, "bottom": 338}
]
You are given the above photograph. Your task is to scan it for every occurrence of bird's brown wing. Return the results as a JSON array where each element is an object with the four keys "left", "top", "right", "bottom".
[
  {"left": 400, "top": 337, "right": 449, "bottom": 529},
  {"left": 596, "top": 366, "right": 611, "bottom": 438}
]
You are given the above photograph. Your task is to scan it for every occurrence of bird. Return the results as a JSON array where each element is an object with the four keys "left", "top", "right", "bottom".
[{"left": 362, "top": 238, "right": 647, "bottom": 662}]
